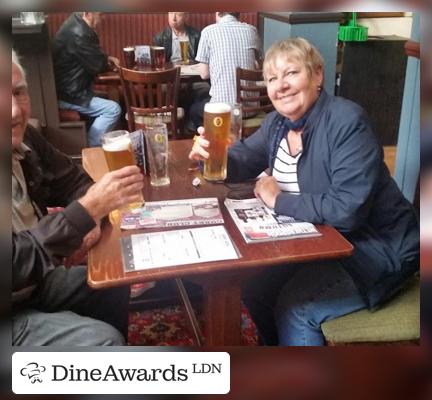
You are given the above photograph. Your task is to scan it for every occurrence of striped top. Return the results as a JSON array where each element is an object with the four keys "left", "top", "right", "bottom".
[
  {"left": 272, "top": 138, "right": 301, "bottom": 195},
  {"left": 195, "top": 14, "right": 261, "bottom": 104}
]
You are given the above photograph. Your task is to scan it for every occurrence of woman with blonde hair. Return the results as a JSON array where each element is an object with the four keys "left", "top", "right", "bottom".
[{"left": 190, "top": 38, "right": 419, "bottom": 345}]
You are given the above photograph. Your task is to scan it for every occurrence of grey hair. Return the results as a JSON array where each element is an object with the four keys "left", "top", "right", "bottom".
[{"left": 12, "top": 49, "right": 27, "bottom": 83}]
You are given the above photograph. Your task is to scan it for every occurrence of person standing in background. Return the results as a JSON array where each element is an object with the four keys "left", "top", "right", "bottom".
[
  {"left": 52, "top": 12, "right": 121, "bottom": 147},
  {"left": 190, "top": 12, "right": 262, "bottom": 129}
]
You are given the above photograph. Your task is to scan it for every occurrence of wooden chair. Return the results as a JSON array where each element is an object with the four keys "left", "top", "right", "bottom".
[
  {"left": 120, "top": 67, "right": 183, "bottom": 138},
  {"left": 236, "top": 67, "right": 274, "bottom": 138}
]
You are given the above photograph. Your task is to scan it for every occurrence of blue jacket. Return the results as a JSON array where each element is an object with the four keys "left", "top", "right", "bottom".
[{"left": 227, "top": 91, "right": 419, "bottom": 308}]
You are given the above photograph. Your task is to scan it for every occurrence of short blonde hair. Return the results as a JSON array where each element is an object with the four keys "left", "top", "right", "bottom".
[{"left": 263, "top": 37, "right": 324, "bottom": 81}]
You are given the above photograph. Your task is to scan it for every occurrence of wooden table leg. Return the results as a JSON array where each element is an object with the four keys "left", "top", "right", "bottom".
[{"left": 199, "top": 276, "right": 242, "bottom": 346}]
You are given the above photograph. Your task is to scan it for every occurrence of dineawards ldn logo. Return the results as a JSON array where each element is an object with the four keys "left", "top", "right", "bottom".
[
  {"left": 12, "top": 352, "right": 230, "bottom": 394},
  {"left": 20, "top": 362, "right": 47, "bottom": 383}
]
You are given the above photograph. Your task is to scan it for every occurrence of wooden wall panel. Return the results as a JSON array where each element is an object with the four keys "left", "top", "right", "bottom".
[{"left": 46, "top": 12, "right": 258, "bottom": 60}]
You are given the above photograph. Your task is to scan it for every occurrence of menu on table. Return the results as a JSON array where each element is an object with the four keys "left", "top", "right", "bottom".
[{"left": 121, "top": 225, "right": 239, "bottom": 272}]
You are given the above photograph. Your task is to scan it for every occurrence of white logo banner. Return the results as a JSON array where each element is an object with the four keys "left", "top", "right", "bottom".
[{"left": 13, "top": 352, "right": 230, "bottom": 394}]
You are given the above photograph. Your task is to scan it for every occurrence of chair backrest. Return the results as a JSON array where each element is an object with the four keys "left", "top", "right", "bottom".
[
  {"left": 236, "top": 67, "right": 273, "bottom": 115},
  {"left": 120, "top": 67, "right": 181, "bottom": 136},
  {"left": 236, "top": 67, "right": 274, "bottom": 138}
]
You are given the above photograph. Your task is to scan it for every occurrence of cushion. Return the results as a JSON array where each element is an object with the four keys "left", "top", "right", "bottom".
[
  {"left": 321, "top": 276, "right": 420, "bottom": 343},
  {"left": 242, "top": 111, "right": 267, "bottom": 129},
  {"left": 127, "top": 107, "right": 185, "bottom": 126},
  {"left": 59, "top": 109, "right": 82, "bottom": 122}
]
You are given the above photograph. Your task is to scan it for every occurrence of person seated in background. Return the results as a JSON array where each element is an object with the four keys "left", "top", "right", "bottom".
[
  {"left": 190, "top": 12, "right": 262, "bottom": 129},
  {"left": 12, "top": 50, "right": 144, "bottom": 345},
  {"left": 52, "top": 12, "right": 121, "bottom": 147},
  {"left": 154, "top": 11, "right": 209, "bottom": 133},
  {"left": 153, "top": 12, "right": 201, "bottom": 63},
  {"left": 189, "top": 38, "right": 419, "bottom": 346}
]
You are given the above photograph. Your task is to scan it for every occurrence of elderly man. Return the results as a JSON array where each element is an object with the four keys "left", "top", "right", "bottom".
[
  {"left": 52, "top": 12, "right": 121, "bottom": 146},
  {"left": 190, "top": 12, "right": 262, "bottom": 129},
  {"left": 12, "top": 50, "right": 144, "bottom": 345},
  {"left": 153, "top": 12, "right": 200, "bottom": 63}
]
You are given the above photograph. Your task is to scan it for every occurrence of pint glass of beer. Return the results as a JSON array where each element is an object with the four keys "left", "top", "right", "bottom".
[
  {"left": 151, "top": 46, "right": 166, "bottom": 70},
  {"left": 203, "top": 103, "right": 232, "bottom": 181},
  {"left": 179, "top": 37, "right": 189, "bottom": 64},
  {"left": 123, "top": 46, "right": 136, "bottom": 69},
  {"left": 101, "top": 130, "right": 144, "bottom": 209}
]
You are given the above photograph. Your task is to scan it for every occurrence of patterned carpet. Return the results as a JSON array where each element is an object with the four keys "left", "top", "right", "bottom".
[{"left": 128, "top": 303, "right": 259, "bottom": 346}]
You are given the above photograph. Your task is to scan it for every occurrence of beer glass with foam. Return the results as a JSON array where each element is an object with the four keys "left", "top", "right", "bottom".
[
  {"left": 203, "top": 103, "right": 232, "bottom": 181},
  {"left": 151, "top": 46, "right": 166, "bottom": 70},
  {"left": 179, "top": 37, "right": 189, "bottom": 64},
  {"left": 123, "top": 46, "right": 136, "bottom": 69},
  {"left": 101, "top": 130, "right": 144, "bottom": 209}
]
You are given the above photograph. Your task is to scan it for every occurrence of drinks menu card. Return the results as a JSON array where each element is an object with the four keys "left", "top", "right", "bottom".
[
  {"left": 120, "top": 198, "right": 223, "bottom": 230},
  {"left": 121, "top": 225, "right": 239, "bottom": 272}
]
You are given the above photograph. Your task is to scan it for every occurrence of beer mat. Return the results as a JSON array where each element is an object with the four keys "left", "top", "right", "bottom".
[
  {"left": 130, "top": 129, "right": 147, "bottom": 174},
  {"left": 120, "top": 197, "right": 224, "bottom": 230}
]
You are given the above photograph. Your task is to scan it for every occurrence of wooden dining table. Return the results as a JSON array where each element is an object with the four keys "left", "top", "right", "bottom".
[{"left": 82, "top": 140, "right": 354, "bottom": 346}]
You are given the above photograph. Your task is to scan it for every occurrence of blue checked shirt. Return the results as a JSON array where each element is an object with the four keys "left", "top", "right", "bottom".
[{"left": 196, "top": 15, "right": 261, "bottom": 104}]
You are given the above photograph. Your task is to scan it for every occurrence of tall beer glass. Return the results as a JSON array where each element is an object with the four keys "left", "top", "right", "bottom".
[
  {"left": 151, "top": 46, "right": 166, "bottom": 70},
  {"left": 101, "top": 130, "right": 144, "bottom": 210},
  {"left": 179, "top": 37, "right": 189, "bottom": 64},
  {"left": 203, "top": 103, "right": 231, "bottom": 181},
  {"left": 123, "top": 46, "right": 136, "bottom": 69}
]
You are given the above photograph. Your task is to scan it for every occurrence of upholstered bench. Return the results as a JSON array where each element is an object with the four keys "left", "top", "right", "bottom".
[
  {"left": 321, "top": 276, "right": 420, "bottom": 345},
  {"left": 58, "top": 108, "right": 82, "bottom": 122},
  {"left": 53, "top": 109, "right": 87, "bottom": 157}
]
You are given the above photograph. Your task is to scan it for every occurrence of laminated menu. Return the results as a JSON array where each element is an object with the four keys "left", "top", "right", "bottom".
[
  {"left": 120, "top": 197, "right": 223, "bottom": 230},
  {"left": 121, "top": 225, "right": 239, "bottom": 272},
  {"left": 224, "top": 197, "right": 321, "bottom": 243}
]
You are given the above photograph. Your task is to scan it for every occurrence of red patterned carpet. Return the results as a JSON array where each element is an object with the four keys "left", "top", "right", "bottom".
[{"left": 128, "top": 303, "right": 258, "bottom": 346}]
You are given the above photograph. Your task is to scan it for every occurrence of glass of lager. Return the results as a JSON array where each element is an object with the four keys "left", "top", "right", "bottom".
[
  {"left": 179, "top": 37, "right": 189, "bottom": 64},
  {"left": 203, "top": 103, "right": 232, "bottom": 181},
  {"left": 101, "top": 130, "right": 144, "bottom": 209}
]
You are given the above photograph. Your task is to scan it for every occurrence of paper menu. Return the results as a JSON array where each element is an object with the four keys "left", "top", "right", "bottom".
[{"left": 121, "top": 225, "right": 239, "bottom": 272}]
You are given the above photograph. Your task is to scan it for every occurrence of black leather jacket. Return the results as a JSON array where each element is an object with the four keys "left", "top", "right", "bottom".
[
  {"left": 153, "top": 25, "right": 201, "bottom": 62},
  {"left": 13, "top": 126, "right": 95, "bottom": 292},
  {"left": 52, "top": 13, "right": 110, "bottom": 107}
]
